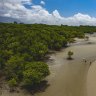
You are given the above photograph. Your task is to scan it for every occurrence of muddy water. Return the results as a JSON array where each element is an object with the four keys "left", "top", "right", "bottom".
[{"left": 35, "top": 37, "right": 96, "bottom": 96}]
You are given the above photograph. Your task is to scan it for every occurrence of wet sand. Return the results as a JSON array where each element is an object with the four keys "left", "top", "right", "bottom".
[
  {"left": 35, "top": 35, "right": 96, "bottom": 96},
  {"left": 87, "top": 61, "right": 96, "bottom": 96}
]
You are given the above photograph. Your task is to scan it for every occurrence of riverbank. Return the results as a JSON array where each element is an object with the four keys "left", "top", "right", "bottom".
[
  {"left": 1, "top": 34, "right": 96, "bottom": 96},
  {"left": 35, "top": 34, "right": 96, "bottom": 96}
]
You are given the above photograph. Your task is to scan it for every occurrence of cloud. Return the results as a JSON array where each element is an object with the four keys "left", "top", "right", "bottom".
[
  {"left": 0, "top": 0, "right": 96, "bottom": 25},
  {"left": 40, "top": 1, "right": 45, "bottom": 5}
]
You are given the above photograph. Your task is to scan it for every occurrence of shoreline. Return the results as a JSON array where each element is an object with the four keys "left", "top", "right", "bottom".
[
  {"left": 35, "top": 35, "right": 96, "bottom": 96},
  {"left": 1, "top": 35, "right": 96, "bottom": 96}
]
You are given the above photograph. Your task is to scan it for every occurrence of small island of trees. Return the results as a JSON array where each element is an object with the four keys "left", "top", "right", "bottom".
[{"left": 67, "top": 50, "right": 74, "bottom": 60}]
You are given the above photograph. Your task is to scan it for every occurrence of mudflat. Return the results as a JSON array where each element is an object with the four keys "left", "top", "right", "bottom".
[
  {"left": 87, "top": 61, "right": 96, "bottom": 96},
  {"left": 35, "top": 34, "right": 96, "bottom": 96}
]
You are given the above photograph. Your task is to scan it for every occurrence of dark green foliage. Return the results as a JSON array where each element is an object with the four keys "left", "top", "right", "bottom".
[
  {"left": 67, "top": 51, "right": 74, "bottom": 59},
  {"left": 14, "top": 21, "right": 18, "bottom": 24},
  {"left": 8, "top": 78, "right": 17, "bottom": 87},
  {"left": 5, "top": 55, "right": 24, "bottom": 80},
  {"left": 8, "top": 78, "right": 17, "bottom": 92},
  {"left": 22, "top": 62, "right": 50, "bottom": 86},
  {"left": 0, "top": 23, "right": 88, "bottom": 88}
]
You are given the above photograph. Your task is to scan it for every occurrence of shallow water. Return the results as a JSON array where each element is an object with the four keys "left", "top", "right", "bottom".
[{"left": 35, "top": 36, "right": 96, "bottom": 96}]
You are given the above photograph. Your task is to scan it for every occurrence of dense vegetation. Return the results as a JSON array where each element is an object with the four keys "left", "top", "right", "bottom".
[{"left": 0, "top": 23, "right": 96, "bottom": 89}]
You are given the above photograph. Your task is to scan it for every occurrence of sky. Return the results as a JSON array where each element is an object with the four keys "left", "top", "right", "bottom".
[{"left": 0, "top": 0, "right": 96, "bottom": 25}]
